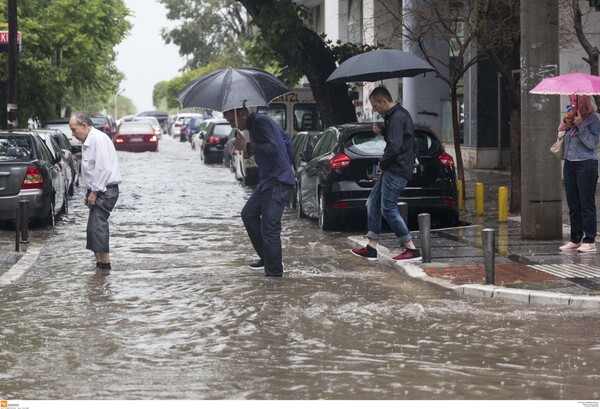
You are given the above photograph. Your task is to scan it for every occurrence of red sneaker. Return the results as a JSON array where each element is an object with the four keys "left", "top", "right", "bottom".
[
  {"left": 351, "top": 245, "right": 378, "bottom": 260},
  {"left": 392, "top": 248, "right": 422, "bottom": 262}
]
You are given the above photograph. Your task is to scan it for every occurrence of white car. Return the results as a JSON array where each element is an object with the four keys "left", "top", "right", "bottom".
[
  {"left": 169, "top": 113, "right": 206, "bottom": 138},
  {"left": 226, "top": 129, "right": 258, "bottom": 186}
]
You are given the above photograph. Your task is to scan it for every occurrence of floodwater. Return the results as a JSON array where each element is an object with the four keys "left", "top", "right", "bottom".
[{"left": 0, "top": 136, "right": 598, "bottom": 400}]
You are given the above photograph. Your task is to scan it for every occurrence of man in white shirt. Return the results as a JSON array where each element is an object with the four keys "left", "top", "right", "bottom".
[{"left": 69, "top": 112, "right": 122, "bottom": 272}]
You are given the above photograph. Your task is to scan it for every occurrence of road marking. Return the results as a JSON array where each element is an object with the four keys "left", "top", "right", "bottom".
[
  {"left": 530, "top": 264, "right": 600, "bottom": 279},
  {"left": 0, "top": 243, "right": 42, "bottom": 285}
]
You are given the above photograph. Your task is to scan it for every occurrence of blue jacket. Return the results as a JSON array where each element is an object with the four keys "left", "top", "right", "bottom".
[
  {"left": 246, "top": 113, "right": 295, "bottom": 192},
  {"left": 564, "top": 112, "right": 600, "bottom": 161}
]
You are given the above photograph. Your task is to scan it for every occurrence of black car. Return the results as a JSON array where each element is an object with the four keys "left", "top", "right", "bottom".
[
  {"left": 91, "top": 114, "right": 117, "bottom": 140},
  {"left": 137, "top": 110, "right": 169, "bottom": 134},
  {"left": 290, "top": 130, "right": 323, "bottom": 209},
  {"left": 198, "top": 119, "right": 233, "bottom": 164},
  {"left": 295, "top": 123, "right": 459, "bottom": 231},
  {"left": 36, "top": 128, "right": 79, "bottom": 196}
]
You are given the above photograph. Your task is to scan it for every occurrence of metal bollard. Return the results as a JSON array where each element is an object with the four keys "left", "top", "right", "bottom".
[
  {"left": 19, "top": 200, "right": 29, "bottom": 243},
  {"left": 475, "top": 182, "right": 484, "bottom": 215},
  {"left": 15, "top": 208, "right": 20, "bottom": 252},
  {"left": 398, "top": 201, "right": 408, "bottom": 223},
  {"left": 482, "top": 228, "right": 495, "bottom": 284},
  {"left": 418, "top": 213, "right": 431, "bottom": 263}
]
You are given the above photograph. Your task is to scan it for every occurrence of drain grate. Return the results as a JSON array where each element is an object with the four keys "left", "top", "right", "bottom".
[{"left": 531, "top": 264, "right": 600, "bottom": 279}]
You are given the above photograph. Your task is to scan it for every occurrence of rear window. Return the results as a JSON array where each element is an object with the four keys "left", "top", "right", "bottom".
[
  {"left": 119, "top": 123, "right": 154, "bottom": 134},
  {"left": 213, "top": 123, "right": 233, "bottom": 137},
  {"left": 0, "top": 136, "right": 33, "bottom": 160},
  {"left": 414, "top": 130, "right": 442, "bottom": 156},
  {"left": 345, "top": 131, "right": 385, "bottom": 155},
  {"left": 294, "top": 104, "right": 322, "bottom": 131}
]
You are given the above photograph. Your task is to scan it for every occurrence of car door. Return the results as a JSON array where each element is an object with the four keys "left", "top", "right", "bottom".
[
  {"left": 300, "top": 129, "right": 337, "bottom": 218},
  {"left": 37, "top": 134, "right": 65, "bottom": 212}
]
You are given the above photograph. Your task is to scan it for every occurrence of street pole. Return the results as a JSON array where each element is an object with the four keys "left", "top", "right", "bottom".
[
  {"left": 520, "top": 0, "right": 562, "bottom": 240},
  {"left": 7, "top": 0, "right": 18, "bottom": 129}
]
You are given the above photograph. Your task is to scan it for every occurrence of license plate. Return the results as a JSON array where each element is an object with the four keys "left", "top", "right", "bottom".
[{"left": 130, "top": 137, "right": 143, "bottom": 142}]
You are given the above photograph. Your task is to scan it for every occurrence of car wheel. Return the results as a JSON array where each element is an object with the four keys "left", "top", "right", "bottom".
[
  {"left": 296, "top": 185, "right": 306, "bottom": 219},
  {"left": 42, "top": 200, "right": 56, "bottom": 227},
  {"left": 290, "top": 185, "right": 297, "bottom": 209},
  {"left": 318, "top": 190, "right": 336, "bottom": 231}
]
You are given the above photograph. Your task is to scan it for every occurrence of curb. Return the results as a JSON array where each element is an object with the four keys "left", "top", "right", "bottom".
[
  {"left": 348, "top": 236, "right": 600, "bottom": 309},
  {"left": 0, "top": 243, "right": 43, "bottom": 285}
]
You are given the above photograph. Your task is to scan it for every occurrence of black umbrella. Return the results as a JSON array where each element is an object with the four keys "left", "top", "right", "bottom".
[
  {"left": 326, "top": 49, "right": 435, "bottom": 84},
  {"left": 176, "top": 67, "right": 290, "bottom": 112}
]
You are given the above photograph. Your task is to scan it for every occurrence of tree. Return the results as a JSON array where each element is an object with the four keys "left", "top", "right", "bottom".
[
  {"left": 560, "top": 0, "right": 600, "bottom": 110},
  {"left": 0, "top": 0, "right": 131, "bottom": 125},
  {"left": 235, "top": 0, "right": 357, "bottom": 126},
  {"left": 159, "top": 0, "right": 251, "bottom": 71}
]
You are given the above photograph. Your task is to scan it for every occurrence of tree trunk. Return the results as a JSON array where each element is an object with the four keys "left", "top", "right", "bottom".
[
  {"left": 237, "top": 0, "right": 357, "bottom": 126},
  {"left": 450, "top": 86, "right": 465, "bottom": 190}
]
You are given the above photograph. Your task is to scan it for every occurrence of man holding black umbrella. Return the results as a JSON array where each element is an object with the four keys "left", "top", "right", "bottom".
[{"left": 224, "top": 107, "right": 295, "bottom": 277}]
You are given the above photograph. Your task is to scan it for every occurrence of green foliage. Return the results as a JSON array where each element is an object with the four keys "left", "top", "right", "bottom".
[
  {"left": 159, "top": 0, "right": 250, "bottom": 71},
  {"left": 0, "top": 0, "right": 131, "bottom": 126}
]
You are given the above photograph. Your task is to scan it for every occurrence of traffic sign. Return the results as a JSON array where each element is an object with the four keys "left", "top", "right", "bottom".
[{"left": 0, "top": 30, "right": 22, "bottom": 52}]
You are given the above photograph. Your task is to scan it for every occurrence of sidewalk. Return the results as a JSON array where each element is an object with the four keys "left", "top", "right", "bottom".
[{"left": 349, "top": 169, "right": 600, "bottom": 309}]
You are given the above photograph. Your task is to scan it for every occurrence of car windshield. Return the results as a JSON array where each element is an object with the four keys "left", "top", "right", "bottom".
[
  {"left": 0, "top": 136, "right": 33, "bottom": 160},
  {"left": 213, "top": 123, "right": 233, "bottom": 137},
  {"left": 119, "top": 123, "right": 154, "bottom": 134},
  {"left": 345, "top": 131, "right": 385, "bottom": 155}
]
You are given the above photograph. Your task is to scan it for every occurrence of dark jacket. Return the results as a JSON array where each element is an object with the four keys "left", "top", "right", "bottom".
[
  {"left": 246, "top": 113, "right": 295, "bottom": 192},
  {"left": 379, "top": 104, "right": 415, "bottom": 180}
]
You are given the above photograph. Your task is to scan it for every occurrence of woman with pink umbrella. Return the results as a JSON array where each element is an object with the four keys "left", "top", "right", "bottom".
[{"left": 558, "top": 94, "right": 600, "bottom": 252}]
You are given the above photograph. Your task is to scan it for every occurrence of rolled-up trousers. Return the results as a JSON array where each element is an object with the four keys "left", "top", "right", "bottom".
[{"left": 86, "top": 187, "right": 119, "bottom": 253}]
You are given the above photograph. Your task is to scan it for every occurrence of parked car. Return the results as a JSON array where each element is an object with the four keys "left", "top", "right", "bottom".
[
  {"left": 198, "top": 119, "right": 233, "bottom": 164},
  {"left": 295, "top": 123, "right": 459, "bottom": 231},
  {"left": 91, "top": 114, "right": 117, "bottom": 140},
  {"left": 290, "top": 130, "right": 324, "bottom": 208},
  {"left": 183, "top": 115, "right": 213, "bottom": 144},
  {"left": 36, "top": 131, "right": 71, "bottom": 211},
  {"left": 0, "top": 130, "right": 69, "bottom": 226},
  {"left": 132, "top": 116, "right": 162, "bottom": 139},
  {"left": 117, "top": 115, "right": 135, "bottom": 127},
  {"left": 170, "top": 113, "right": 206, "bottom": 139},
  {"left": 35, "top": 128, "right": 79, "bottom": 196},
  {"left": 113, "top": 122, "right": 159, "bottom": 152},
  {"left": 43, "top": 118, "right": 82, "bottom": 157},
  {"left": 223, "top": 129, "right": 258, "bottom": 186}
]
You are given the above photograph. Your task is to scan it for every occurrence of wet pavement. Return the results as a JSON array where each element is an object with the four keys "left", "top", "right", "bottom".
[{"left": 1, "top": 137, "right": 600, "bottom": 400}]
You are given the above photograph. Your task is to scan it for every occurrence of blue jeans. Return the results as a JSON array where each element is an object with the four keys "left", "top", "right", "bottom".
[
  {"left": 563, "top": 159, "right": 598, "bottom": 243},
  {"left": 241, "top": 184, "right": 293, "bottom": 275},
  {"left": 366, "top": 171, "right": 412, "bottom": 245}
]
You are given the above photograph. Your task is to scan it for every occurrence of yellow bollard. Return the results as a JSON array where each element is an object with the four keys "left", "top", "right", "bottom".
[
  {"left": 457, "top": 179, "right": 463, "bottom": 211},
  {"left": 475, "top": 182, "right": 484, "bottom": 215},
  {"left": 498, "top": 186, "right": 508, "bottom": 222}
]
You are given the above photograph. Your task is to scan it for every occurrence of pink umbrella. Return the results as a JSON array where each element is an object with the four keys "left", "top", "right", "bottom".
[{"left": 530, "top": 72, "right": 600, "bottom": 95}]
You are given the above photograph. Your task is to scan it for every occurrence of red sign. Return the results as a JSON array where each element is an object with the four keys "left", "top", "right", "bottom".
[{"left": 0, "top": 30, "right": 22, "bottom": 51}]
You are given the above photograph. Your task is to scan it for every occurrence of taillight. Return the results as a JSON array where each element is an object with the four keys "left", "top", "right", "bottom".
[
  {"left": 22, "top": 167, "right": 46, "bottom": 189},
  {"left": 150, "top": 135, "right": 158, "bottom": 142},
  {"left": 207, "top": 136, "right": 221, "bottom": 145},
  {"left": 115, "top": 137, "right": 124, "bottom": 143},
  {"left": 329, "top": 153, "right": 351, "bottom": 169},
  {"left": 439, "top": 152, "right": 455, "bottom": 167},
  {"left": 103, "top": 124, "right": 110, "bottom": 132}
]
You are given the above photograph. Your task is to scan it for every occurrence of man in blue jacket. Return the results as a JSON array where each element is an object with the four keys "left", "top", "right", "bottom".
[
  {"left": 351, "top": 87, "right": 422, "bottom": 262},
  {"left": 224, "top": 107, "right": 295, "bottom": 277}
]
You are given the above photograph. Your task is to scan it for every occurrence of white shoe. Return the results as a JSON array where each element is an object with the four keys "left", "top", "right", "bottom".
[
  {"left": 559, "top": 242, "right": 580, "bottom": 251},
  {"left": 577, "top": 243, "right": 596, "bottom": 253}
]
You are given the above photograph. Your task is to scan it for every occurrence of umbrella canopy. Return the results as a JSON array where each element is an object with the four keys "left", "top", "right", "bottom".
[
  {"left": 326, "top": 49, "right": 435, "bottom": 84},
  {"left": 176, "top": 67, "right": 290, "bottom": 112},
  {"left": 530, "top": 72, "right": 600, "bottom": 95}
]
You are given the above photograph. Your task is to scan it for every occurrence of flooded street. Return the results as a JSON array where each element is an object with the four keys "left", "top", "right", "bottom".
[{"left": 1, "top": 136, "right": 599, "bottom": 400}]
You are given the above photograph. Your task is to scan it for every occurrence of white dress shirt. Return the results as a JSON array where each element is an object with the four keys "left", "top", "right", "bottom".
[{"left": 81, "top": 127, "right": 122, "bottom": 192}]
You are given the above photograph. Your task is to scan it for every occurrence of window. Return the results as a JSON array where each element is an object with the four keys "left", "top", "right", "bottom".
[
  {"left": 257, "top": 104, "right": 287, "bottom": 130},
  {"left": 293, "top": 103, "right": 322, "bottom": 131},
  {"left": 311, "top": 130, "right": 337, "bottom": 159},
  {"left": 348, "top": 0, "right": 363, "bottom": 44},
  {"left": 344, "top": 131, "right": 384, "bottom": 155}
]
